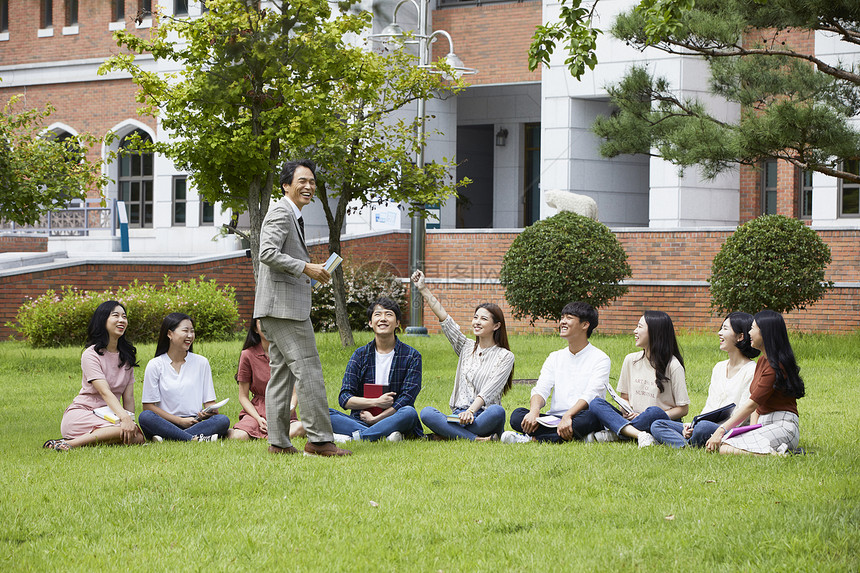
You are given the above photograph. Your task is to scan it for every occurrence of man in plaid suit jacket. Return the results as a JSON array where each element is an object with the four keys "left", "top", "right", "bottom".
[{"left": 254, "top": 159, "right": 351, "bottom": 457}]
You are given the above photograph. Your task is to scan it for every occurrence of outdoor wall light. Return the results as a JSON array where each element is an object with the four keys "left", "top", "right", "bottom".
[{"left": 495, "top": 128, "right": 508, "bottom": 147}]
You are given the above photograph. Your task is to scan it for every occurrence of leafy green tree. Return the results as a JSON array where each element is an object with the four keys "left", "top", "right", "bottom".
[
  {"left": 102, "top": 0, "right": 464, "bottom": 346},
  {"left": 500, "top": 212, "right": 631, "bottom": 323},
  {"left": 530, "top": 0, "right": 860, "bottom": 184},
  {"left": 0, "top": 96, "right": 106, "bottom": 226},
  {"left": 709, "top": 215, "right": 834, "bottom": 315}
]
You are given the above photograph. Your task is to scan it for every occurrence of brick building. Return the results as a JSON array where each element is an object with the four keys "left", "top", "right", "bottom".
[{"left": 0, "top": 1, "right": 857, "bottom": 335}]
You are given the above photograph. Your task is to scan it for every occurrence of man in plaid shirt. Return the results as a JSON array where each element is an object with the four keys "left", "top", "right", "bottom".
[{"left": 328, "top": 297, "right": 423, "bottom": 441}]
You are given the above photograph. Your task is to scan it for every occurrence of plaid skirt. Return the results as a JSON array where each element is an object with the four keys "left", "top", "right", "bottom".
[{"left": 723, "top": 410, "right": 800, "bottom": 454}]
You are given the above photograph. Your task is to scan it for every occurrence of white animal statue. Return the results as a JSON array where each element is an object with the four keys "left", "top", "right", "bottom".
[{"left": 544, "top": 189, "right": 599, "bottom": 220}]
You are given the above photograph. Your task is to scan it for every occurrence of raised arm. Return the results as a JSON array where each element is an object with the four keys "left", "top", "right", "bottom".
[{"left": 411, "top": 270, "right": 448, "bottom": 322}]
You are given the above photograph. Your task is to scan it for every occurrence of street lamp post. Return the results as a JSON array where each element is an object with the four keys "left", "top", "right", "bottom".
[{"left": 371, "top": 0, "right": 475, "bottom": 336}]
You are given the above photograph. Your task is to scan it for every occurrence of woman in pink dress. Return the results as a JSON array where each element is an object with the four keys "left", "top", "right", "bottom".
[
  {"left": 229, "top": 317, "right": 305, "bottom": 440},
  {"left": 43, "top": 300, "right": 146, "bottom": 451}
]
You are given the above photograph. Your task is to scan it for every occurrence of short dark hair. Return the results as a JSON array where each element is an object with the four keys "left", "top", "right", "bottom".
[
  {"left": 279, "top": 159, "right": 316, "bottom": 187},
  {"left": 560, "top": 301, "right": 599, "bottom": 337},
  {"left": 366, "top": 297, "right": 402, "bottom": 324}
]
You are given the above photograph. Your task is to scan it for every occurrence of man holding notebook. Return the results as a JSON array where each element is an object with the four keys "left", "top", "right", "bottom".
[
  {"left": 502, "top": 302, "right": 609, "bottom": 443},
  {"left": 328, "top": 297, "right": 423, "bottom": 442}
]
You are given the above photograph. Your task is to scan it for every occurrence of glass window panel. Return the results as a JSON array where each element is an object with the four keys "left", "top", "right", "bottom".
[
  {"left": 131, "top": 154, "right": 141, "bottom": 177},
  {"left": 765, "top": 190, "right": 777, "bottom": 215},
  {"left": 843, "top": 188, "right": 859, "bottom": 215},
  {"left": 175, "top": 0, "right": 189, "bottom": 15},
  {"left": 119, "top": 154, "right": 131, "bottom": 177},
  {"left": 120, "top": 181, "right": 130, "bottom": 203},
  {"left": 142, "top": 152, "right": 153, "bottom": 176},
  {"left": 66, "top": 0, "right": 78, "bottom": 26},
  {"left": 174, "top": 178, "right": 186, "bottom": 201},
  {"left": 130, "top": 204, "right": 140, "bottom": 225},
  {"left": 131, "top": 181, "right": 140, "bottom": 202},
  {"left": 846, "top": 159, "right": 860, "bottom": 176},
  {"left": 201, "top": 201, "right": 214, "bottom": 224},
  {"left": 144, "top": 181, "right": 153, "bottom": 202},
  {"left": 175, "top": 203, "right": 186, "bottom": 225},
  {"left": 144, "top": 203, "right": 152, "bottom": 225},
  {"left": 765, "top": 161, "right": 777, "bottom": 188}
]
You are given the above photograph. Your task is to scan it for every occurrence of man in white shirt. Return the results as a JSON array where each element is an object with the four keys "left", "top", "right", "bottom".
[
  {"left": 328, "top": 297, "right": 423, "bottom": 441},
  {"left": 503, "top": 302, "right": 610, "bottom": 443}
]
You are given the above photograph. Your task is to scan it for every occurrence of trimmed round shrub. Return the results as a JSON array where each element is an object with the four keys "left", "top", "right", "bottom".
[
  {"left": 500, "top": 212, "right": 631, "bottom": 323},
  {"left": 13, "top": 277, "right": 240, "bottom": 347},
  {"left": 311, "top": 262, "right": 407, "bottom": 332},
  {"left": 709, "top": 214, "right": 833, "bottom": 314}
]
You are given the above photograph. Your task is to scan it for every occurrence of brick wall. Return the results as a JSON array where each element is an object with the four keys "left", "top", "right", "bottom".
[
  {"left": 431, "top": 2, "right": 541, "bottom": 86},
  {"left": 0, "top": 254, "right": 256, "bottom": 339},
  {"left": 1, "top": 229, "right": 857, "bottom": 340},
  {"left": 0, "top": 1, "right": 150, "bottom": 65},
  {"left": 738, "top": 28, "right": 816, "bottom": 222},
  {"left": 0, "top": 80, "right": 156, "bottom": 182},
  {"left": 0, "top": 235, "right": 48, "bottom": 253}
]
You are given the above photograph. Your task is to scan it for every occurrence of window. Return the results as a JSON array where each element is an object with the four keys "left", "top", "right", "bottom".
[
  {"left": 173, "top": 176, "right": 187, "bottom": 225},
  {"left": 524, "top": 122, "right": 541, "bottom": 226},
  {"left": 174, "top": 0, "right": 189, "bottom": 16},
  {"left": 799, "top": 170, "right": 813, "bottom": 219},
  {"left": 200, "top": 199, "right": 215, "bottom": 226},
  {"left": 118, "top": 130, "right": 153, "bottom": 228},
  {"left": 762, "top": 159, "right": 777, "bottom": 215},
  {"left": 40, "top": 0, "right": 53, "bottom": 28},
  {"left": 1, "top": 0, "right": 9, "bottom": 33},
  {"left": 840, "top": 159, "right": 860, "bottom": 217},
  {"left": 112, "top": 0, "right": 125, "bottom": 21},
  {"left": 65, "top": 0, "right": 78, "bottom": 26}
]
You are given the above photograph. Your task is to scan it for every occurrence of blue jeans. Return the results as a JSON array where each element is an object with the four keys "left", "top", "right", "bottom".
[
  {"left": 650, "top": 419, "right": 719, "bottom": 448},
  {"left": 420, "top": 405, "right": 506, "bottom": 440},
  {"left": 509, "top": 407, "right": 603, "bottom": 442},
  {"left": 139, "top": 410, "right": 230, "bottom": 442},
  {"left": 588, "top": 397, "right": 669, "bottom": 437},
  {"left": 328, "top": 406, "right": 420, "bottom": 441}
]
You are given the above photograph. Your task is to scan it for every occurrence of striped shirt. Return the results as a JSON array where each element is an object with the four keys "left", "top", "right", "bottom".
[{"left": 441, "top": 316, "right": 515, "bottom": 410}]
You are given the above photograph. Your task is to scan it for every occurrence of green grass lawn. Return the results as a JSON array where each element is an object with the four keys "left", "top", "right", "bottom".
[{"left": 1, "top": 330, "right": 859, "bottom": 571}]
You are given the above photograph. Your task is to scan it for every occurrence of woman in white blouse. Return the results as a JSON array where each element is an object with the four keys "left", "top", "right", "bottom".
[
  {"left": 412, "top": 270, "right": 515, "bottom": 441},
  {"left": 649, "top": 312, "right": 759, "bottom": 447}
]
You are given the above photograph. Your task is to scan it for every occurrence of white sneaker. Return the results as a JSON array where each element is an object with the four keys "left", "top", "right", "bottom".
[
  {"left": 333, "top": 433, "right": 352, "bottom": 443},
  {"left": 593, "top": 430, "right": 620, "bottom": 443},
  {"left": 638, "top": 432, "right": 656, "bottom": 448},
  {"left": 501, "top": 431, "right": 531, "bottom": 444},
  {"left": 386, "top": 431, "right": 403, "bottom": 442},
  {"left": 151, "top": 435, "right": 163, "bottom": 443},
  {"left": 195, "top": 434, "right": 219, "bottom": 442}
]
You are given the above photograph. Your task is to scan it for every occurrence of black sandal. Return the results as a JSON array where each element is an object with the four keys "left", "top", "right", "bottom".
[{"left": 43, "top": 439, "right": 70, "bottom": 451}]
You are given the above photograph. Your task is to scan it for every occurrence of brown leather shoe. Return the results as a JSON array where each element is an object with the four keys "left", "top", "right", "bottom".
[
  {"left": 268, "top": 444, "right": 299, "bottom": 455},
  {"left": 303, "top": 441, "right": 352, "bottom": 457}
]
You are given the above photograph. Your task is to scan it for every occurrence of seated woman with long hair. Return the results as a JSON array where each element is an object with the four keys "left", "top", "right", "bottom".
[
  {"left": 706, "top": 310, "right": 805, "bottom": 455},
  {"left": 411, "top": 270, "right": 515, "bottom": 441},
  {"left": 44, "top": 300, "right": 146, "bottom": 451},
  {"left": 649, "top": 312, "right": 759, "bottom": 447},
  {"left": 588, "top": 311, "right": 690, "bottom": 446},
  {"left": 230, "top": 317, "right": 305, "bottom": 440},
  {"left": 138, "top": 313, "right": 230, "bottom": 442}
]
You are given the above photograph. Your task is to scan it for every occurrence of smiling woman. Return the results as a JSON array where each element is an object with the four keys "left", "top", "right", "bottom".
[
  {"left": 411, "top": 270, "right": 515, "bottom": 441},
  {"left": 43, "top": 300, "right": 146, "bottom": 451},
  {"left": 137, "top": 313, "right": 230, "bottom": 443}
]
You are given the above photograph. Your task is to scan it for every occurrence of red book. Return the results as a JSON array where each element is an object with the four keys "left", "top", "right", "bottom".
[{"left": 363, "top": 383, "right": 385, "bottom": 416}]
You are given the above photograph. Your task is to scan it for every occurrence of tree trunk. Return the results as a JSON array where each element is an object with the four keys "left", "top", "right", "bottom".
[{"left": 317, "top": 180, "right": 354, "bottom": 347}]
